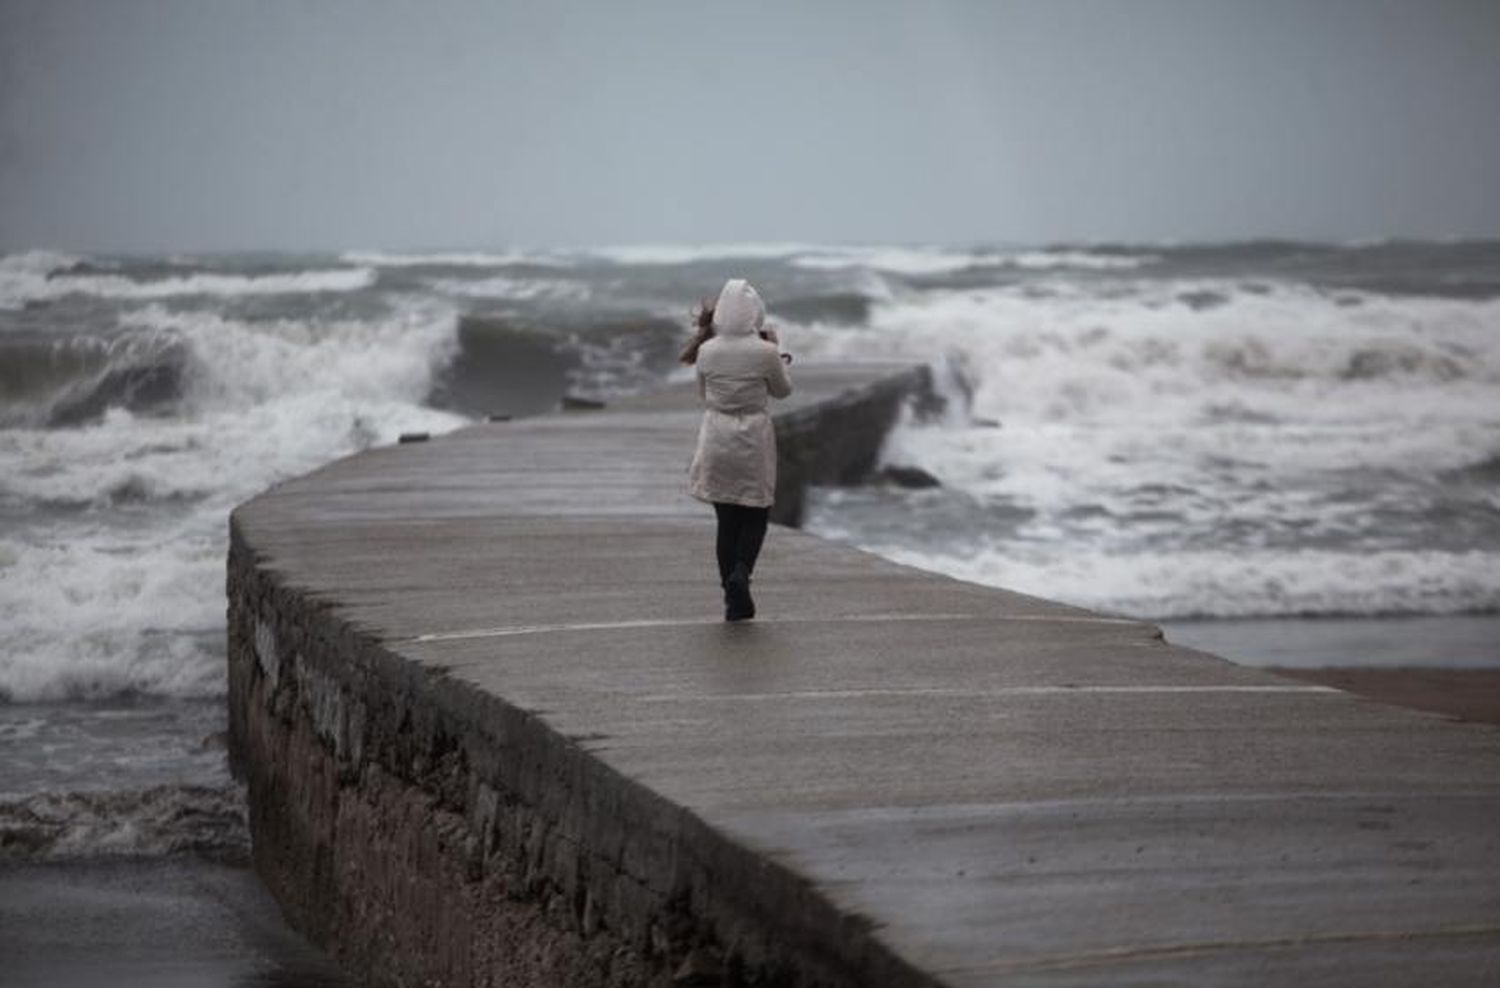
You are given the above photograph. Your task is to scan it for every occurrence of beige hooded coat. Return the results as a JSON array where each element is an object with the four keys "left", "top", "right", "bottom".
[{"left": 687, "top": 279, "right": 793, "bottom": 507}]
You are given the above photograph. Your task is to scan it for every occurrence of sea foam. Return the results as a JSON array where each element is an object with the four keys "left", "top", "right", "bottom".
[
  {"left": 0, "top": 299, "right": 467, "bottom": 702},
  {"left": 797, "top": 277, "right": 1500, "bottom": 620}
]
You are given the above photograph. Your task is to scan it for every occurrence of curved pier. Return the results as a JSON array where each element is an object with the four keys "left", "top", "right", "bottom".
[{"left": 228, "top": 363, "right": 1500, "bottom": 987}]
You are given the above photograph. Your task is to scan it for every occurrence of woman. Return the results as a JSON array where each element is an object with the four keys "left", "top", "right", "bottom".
[{"left": 682, "top": 278, "right": 793, "bottom": 621}]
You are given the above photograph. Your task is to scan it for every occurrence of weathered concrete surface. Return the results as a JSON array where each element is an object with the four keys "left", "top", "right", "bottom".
[{"left": 228, "top": 362, "right": 1500, "bottom": 987}]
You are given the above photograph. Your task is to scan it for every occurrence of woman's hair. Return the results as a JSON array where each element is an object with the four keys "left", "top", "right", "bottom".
[{"left": 678, "top": 299, "right": 716, "bottom": 365}]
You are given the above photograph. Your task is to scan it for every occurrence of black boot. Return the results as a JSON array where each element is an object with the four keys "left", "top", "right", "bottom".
[{"left": 724, "top": 562, "right": 755, "bottom": 622}]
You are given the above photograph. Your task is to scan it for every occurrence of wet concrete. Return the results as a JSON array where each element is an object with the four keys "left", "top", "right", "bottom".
[{"left": 228, "top": 362, "right": 1500, "bottom": 986}]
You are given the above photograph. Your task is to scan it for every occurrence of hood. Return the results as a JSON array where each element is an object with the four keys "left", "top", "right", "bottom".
[{"left": 711, "top": 278, "right": 765, "bottom": 338}]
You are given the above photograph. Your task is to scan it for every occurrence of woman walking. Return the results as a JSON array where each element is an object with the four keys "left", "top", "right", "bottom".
[{"left": 681, "top": 278, "right": 793, "bottom": 621}]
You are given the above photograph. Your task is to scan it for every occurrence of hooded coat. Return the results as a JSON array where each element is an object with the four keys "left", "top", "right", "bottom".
[{"left": 688, "top": 279, "right": 793, "bottom": 507}]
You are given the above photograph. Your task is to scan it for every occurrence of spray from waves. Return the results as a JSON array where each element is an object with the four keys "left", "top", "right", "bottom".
[
  {"left": 797, "top": 278, "right": 1500, "bottom": 620},
  {"left": 0, "top": 299, "right": 467, "bottom": 702},
  {"left": 0, "top": 252, "right": 375, "bottom": 310}
]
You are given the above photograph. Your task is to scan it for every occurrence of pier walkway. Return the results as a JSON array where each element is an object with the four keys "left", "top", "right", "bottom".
[{"left": 228, "top": 363, "right": 1500, "bottom": 987}]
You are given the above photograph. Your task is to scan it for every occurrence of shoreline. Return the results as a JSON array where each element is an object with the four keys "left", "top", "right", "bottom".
[{"left": 1268, "top": 666, "right": 1500, "bottom": 727}]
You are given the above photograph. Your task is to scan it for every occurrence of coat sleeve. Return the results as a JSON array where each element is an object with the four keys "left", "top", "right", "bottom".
[
  {"left": 696, "top": 366, "right": 707, "bottom": 399},
  {"left": 765, "top": 346, "right": 793, "bottom": 399}
]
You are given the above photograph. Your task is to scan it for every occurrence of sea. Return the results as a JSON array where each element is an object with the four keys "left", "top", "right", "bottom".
[{"left": 1, "top": 240, "right": 1498, "bottom": 981}]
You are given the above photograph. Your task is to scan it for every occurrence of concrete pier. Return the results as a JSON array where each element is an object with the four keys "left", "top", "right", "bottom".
[{"left": 227, "top": 363, "right": 1500, "bottom": 987}]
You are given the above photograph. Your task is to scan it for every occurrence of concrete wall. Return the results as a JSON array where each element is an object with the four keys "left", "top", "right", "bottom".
[{"left": 226, "top": 366, "right": 934, "bottom": 988}]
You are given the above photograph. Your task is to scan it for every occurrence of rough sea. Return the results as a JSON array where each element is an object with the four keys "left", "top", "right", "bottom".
[{"left": 2, "top": 239, "right": 1498, "bottom": 873}]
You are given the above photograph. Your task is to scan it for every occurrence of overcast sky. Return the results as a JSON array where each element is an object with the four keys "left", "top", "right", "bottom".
[{"left": 2, "top": 0, "right": 1497, "bottom": 253}]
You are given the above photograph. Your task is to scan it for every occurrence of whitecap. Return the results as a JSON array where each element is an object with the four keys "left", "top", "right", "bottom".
[
  {"left": 2, "top": 265, "right": 376, "bottom": 309},
  {"left": 425, "top": 275, "right": 591, "bottom": 302},
  {"left": 341, "top": 249, "right": 568, "bottom": 268},
  {"left": 0, "top": 299, "right": 468, "bottom": 702},
  {"left": 582, "top": 242, "right": 825, "bottom": 265}
]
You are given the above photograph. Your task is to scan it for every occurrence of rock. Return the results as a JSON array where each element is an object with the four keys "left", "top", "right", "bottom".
[
  {"left": 560, "top": 394, "right": 607, "bottom": 411},
  {"left": 879, "top": 465, "right": 942, "bottom": 489}
]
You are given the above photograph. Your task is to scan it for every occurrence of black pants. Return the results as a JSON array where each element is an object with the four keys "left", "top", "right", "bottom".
[{"left": 713, "top": 502, "right": 769, "bottom": 585}]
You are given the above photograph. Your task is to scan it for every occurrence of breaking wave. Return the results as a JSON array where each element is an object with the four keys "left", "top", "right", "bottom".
[
  {"left": 1, "top": 299, "right": 466, "bottom": 702},
  {"left": 797, "top": 277, "right": 1500, "bottom": 620},
  {"left": 1, "top": 253, "right": 375, "bottom": 309}
]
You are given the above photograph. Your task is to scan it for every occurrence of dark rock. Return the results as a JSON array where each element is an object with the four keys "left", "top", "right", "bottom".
[
  {"left": 879, "top": 465, "right": 942, "bottom": 489},
  {"left": 561, "top": 395, "right": 607, "bottom": 411}
]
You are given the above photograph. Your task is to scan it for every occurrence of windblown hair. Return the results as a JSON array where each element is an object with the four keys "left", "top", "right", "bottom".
[{"left": 678, "top": 299, "right": 716, "bottom": 365}]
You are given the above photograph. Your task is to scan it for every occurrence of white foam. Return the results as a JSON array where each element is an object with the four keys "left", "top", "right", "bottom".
[
  {"left": 0, "top": 299, "right": 467, "bottom": 701},
  {"left": 798, "top": 278, "right": 1500, "bottom": 619},
  {"left": 0, "top": 529, "right": 226, "bottom": 700},
  {"left": 837, "top": 541, "right": 1500, "bottom": 620}
]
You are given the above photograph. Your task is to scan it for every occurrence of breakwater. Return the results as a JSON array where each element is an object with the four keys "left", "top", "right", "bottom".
[
  {"left": 227, "top": 361, "right": 1500, "bottom": 987},
  {"left": 227, "top": 364, "right": 937, "bottom": 986}
]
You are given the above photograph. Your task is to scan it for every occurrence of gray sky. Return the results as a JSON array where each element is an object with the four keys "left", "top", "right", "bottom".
[{"left": 2, "top": 0, "right": 1498, "bottom": 252}]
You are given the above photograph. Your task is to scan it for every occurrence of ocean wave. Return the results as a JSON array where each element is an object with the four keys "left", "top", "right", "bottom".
[
  {"left": 792, "top": 246, "right": 996, "bottom": 275},
  {"left": 0, "top": 331, "right": 190, "bottom": 428},
  {"left": 1008, "top": 249, "right": 1157, "bottom": 270},
  {"left": 769, "top": 291, "right": 878, "bottom": 326},
  {"left": 813, "top": 536, "right": 1500, "bottom": 620},
  {"left": 792, "top": 246, "right": 1157, "bottom": 276},
  {"left": 341, "top": 249, "right": 568, "bottom": 268},
  {"left": 580, "top": 242, "right": 822, "bottom": 265},
  {"left": 0, "top": 249, "right": 84, "bottom": 274},
  {"left": 425, "top": 275, "right": 591, "bottom": 302},
  {"left": 790, "top": 280, "right": 1500, "bottom": 408},
  {"left": 0, "top": 301, "right": 468, "bottom": 702},
  {"left": 0, "top": 784, "right": 247, "bottom": 861},
  {"left": 2, "top": 265, "right": 375, "bottom": 309},
  {"left": 795, "top": 276, "right": 1500, "bottom": 621},
  {"left": 0, "top": 531, "right": 228, "bottom": 701},
  {"left": 433, "top": 312, "right": 684, "bottom": 416},
  {"left": 0, "top": 250, "right": 84, "bottom": 310}
]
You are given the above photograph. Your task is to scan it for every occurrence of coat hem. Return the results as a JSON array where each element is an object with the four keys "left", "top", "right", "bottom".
[{"left": 689, "top": 489, "right": 774, "bottom": 509}]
